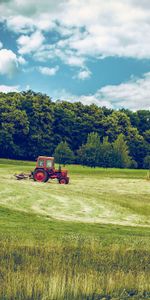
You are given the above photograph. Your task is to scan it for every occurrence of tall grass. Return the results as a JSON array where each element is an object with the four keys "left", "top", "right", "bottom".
[
  {"left": 0, "top": 204, "right": 150, "bottom": 300},
  {"left": 0, "top": 237, "right": 150, "bottom": 300}
]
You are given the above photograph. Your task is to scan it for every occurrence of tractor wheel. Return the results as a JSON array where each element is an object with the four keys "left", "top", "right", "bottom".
[
  {"left": 59, "top": 178, "right": 67, "bottom": 184},
  {"left": 33, "top": 169, "right": 49, "bottom": 182}
]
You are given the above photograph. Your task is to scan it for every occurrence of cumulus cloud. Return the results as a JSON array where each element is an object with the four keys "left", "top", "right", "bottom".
[
  {"left": 96, "top": 72, "right": 150, "bottom": 110},
  {"left": 1, "top": 0, "right": 150, "bottom": 62},
  {"left": 1, "top": 0, "right": 150, "bottom": 105},
  {"left": 0, "top": 49, "right": 25, "bottom": 77},
  {"left": 6, "top": 16, "right": 34, "bottom": 33},
  {"left": 34, "top": 45, "right": 86, "bottom": 68},
  {"left": 52, "top": 73, "right": 150, "bottom": 110},
  {"left": 65, "top": 55, "right": 85, "bottom": 67},
  {"left": 76, "top": 68, "right": 91, "bottom": 80},
  {"left": 38, "top": 65, "right": 59, "bottom": 76},
  {"left": 17, "top": 31, "right": 45, "bottom": 55},
  {"left": 6, "top": 14, "right": 56, "bottom": 33},
  {"left": 0, "top": 85, "right": 19, "bottom": 93},
  {"left": 25, "top": 84, "right": 30, "bottom": 90}
]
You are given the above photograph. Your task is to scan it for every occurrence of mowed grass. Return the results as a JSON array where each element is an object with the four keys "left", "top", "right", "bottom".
[
  {"left": 0, "top": 159, "right": 150, "bottom": 226},
  {"left": 0, "top": 159, "right": 150, "bottom": 299}
]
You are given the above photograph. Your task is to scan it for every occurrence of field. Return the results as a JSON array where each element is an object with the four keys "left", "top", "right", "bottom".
[{"left": 0, "top": 159, "right": 150, "bottom": 299}]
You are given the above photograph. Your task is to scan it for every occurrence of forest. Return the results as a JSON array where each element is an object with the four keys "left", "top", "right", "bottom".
[{"left": 0, "top": 90, "right": 150, "bottom": 169}]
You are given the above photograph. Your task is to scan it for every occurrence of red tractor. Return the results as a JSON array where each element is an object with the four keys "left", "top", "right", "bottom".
[{"left": 32, "top": 156, "right": 69, "bottom": 184}]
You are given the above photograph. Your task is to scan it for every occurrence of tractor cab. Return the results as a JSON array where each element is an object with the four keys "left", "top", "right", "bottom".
[{"left": 36, "top": 156, "right": 54, "bottom": 170}]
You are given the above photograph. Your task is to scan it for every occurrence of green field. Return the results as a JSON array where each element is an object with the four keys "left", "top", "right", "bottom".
[{"left": 0, "top": 159, "right": 150, "bottom": 299}]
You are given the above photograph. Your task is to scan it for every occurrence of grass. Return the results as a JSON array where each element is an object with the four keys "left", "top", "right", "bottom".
[
  {"left": 0, "top": 159, "right": 150, "bottom": 299},
  {"left": 0, "top": 159, "right": 150, "bottom": 227}
]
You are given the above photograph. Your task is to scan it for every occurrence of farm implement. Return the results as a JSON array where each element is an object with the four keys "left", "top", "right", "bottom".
[{"left": 14, "top": 156, "right": 69, "bottom": 184}]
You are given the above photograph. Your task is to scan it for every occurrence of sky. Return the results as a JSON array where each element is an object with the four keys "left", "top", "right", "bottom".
[{"left": 0, "top": 0, "right": 150, "bottom": 110}]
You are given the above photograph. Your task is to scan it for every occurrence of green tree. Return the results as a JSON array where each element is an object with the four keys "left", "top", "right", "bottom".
[
  {"left": 137, "top": 110, "right": 150, "bottom": 134},
  {"left": 120, "top": 109, "right": 139, "bottom": 128},
  {"left": 112, "top": 134, "right": 131, "bottom": 168},
  {"left": 0, "top": 91, "right": 149, "bottom": 167},
  {"left": 77, "top": 132, "right": 100, "bottom": 167},
  {"left": 127, "top": 127, "right": 149, "bottom": 168},
  {"left": 54, "top": 141, "right": 74, "bottom": 165},
  {"left": 0, "top": 94, "right": 29, "bottom": 158},
  {"left": 144, "top": 155, "right": 150, "bottom": 179},
  {"left": 144, "top": 155, "right": 150, "bottom": 169},
  {"left": 21, "top": 91, "right": 54, "bottom": 159},
  {"left": 99, "top": 137, "right": 113, "bottom": 168},
  {"left": 53, "top": 101, "right": 104, "bottom": 152},
  {"left": 143, "top": 129, "right": 150, "bottom": 143},
  {"left": 102, "top": 111, "right": 131, "bottom": 141}
]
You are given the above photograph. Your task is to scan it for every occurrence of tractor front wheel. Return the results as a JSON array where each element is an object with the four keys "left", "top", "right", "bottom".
[
  {"left": 33, "top": 169, "right": 49, "bottom": 182},
  {"left": 59, "top": 178, "right": 68, "bottom": 184}
]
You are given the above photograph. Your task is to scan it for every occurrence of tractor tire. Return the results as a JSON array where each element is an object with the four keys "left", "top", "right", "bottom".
[
  {"left": 33, "top": 169, "right": 49, "bottom": 182},
  {"left": 66, "top": 178, "right": 69, "bottom": 184},
  {"left": 59, "top": 177, "right": 68, "bottom": 184}
]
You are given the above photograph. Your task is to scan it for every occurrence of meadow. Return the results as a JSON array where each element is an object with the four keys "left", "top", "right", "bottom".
[{"left": 0, "top": 159, "right": 150, "bottom": 299}]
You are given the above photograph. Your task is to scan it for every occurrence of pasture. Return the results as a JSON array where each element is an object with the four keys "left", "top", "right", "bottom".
[{"left": 0, "top": 159, "right": 150, "bottom": 299}]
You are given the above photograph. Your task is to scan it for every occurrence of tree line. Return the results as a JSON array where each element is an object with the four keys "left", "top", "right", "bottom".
[{"left": 0, "top": 90, "right": 150, "bottom": 169}]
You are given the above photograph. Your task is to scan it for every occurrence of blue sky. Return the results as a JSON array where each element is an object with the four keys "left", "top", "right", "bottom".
[{"left": 0, "top": 0, "right": 150, "bottom": 110}]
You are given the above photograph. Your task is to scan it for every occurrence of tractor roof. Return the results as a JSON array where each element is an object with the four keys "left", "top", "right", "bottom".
[{"left": 38, "top": 156, "right": 54, "bottom": 160}]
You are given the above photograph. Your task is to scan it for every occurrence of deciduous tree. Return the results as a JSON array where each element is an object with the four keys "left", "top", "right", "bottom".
[{"left": 54, "top": 141, "right": 74, "bottom": 165}]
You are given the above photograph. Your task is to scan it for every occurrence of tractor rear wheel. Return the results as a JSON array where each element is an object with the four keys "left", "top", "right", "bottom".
[
  {"left": 59, "top": 178, "right": 68, "bottom": 184},
  {"left": 33, "top": 169, "right": 49, "bottom": 182}
]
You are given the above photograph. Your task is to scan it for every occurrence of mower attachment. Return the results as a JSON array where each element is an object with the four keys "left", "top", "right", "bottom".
[{"left": 14, "top": 173, "right": 31, "bottom": 180}]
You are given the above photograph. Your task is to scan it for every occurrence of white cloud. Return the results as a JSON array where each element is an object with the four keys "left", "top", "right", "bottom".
[
  {"left": 59, "top": 0, "right": 150, "bottom": 60},
  {"left": 0, "top": 49, "right": 24, "bottom": 77},
  {"left": 51, "top": 73, "right": 150, "bottom": 110},
  {"left": 6, "top": 14, "right": 56, "bottom": 33},
  {"left": 78, "top": 94, "right": 113, "bottom": 108},
  {"left": 96, "top": 72, "right": 150, "bottom": 110},
  {"left": 38, "top": 65, "right": 59, "bottom": 76},
  {"left": 0, "top": 85, "right": 19, "bottom": 93},
  {"left": 76, "top": 68, "right": 91, "bottom": 80},
  {"left": 25, "top": 84, "right": 30, "bottom": 90},
  {"left": 17, "top": 31, "right": 45, "bottom": 54},
  {"left": 35, "top": 14, "right": 56, "bottom": 31},
  {"left": 18, "top": 56, "right": 26, "bottom": 65},
  {"left": 1, "top": 0, "right": 150, "bottom": 62},
  {"left": 65, "top": 55, "right": 85, "bottom": 67},
  {"left": 6, "top": 16, "right": 34, "bottom": 33},
  {"left": 51, "top": 88, "right": 76, "bottom": 102},
  {"left": 34, "top": 45, "right": 86, "bottom": 68}
]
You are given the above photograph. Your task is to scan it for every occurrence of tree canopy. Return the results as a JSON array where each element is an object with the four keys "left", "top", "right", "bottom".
[{"left": 0, "top": 91, "right": 149, "bottom": 168}]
